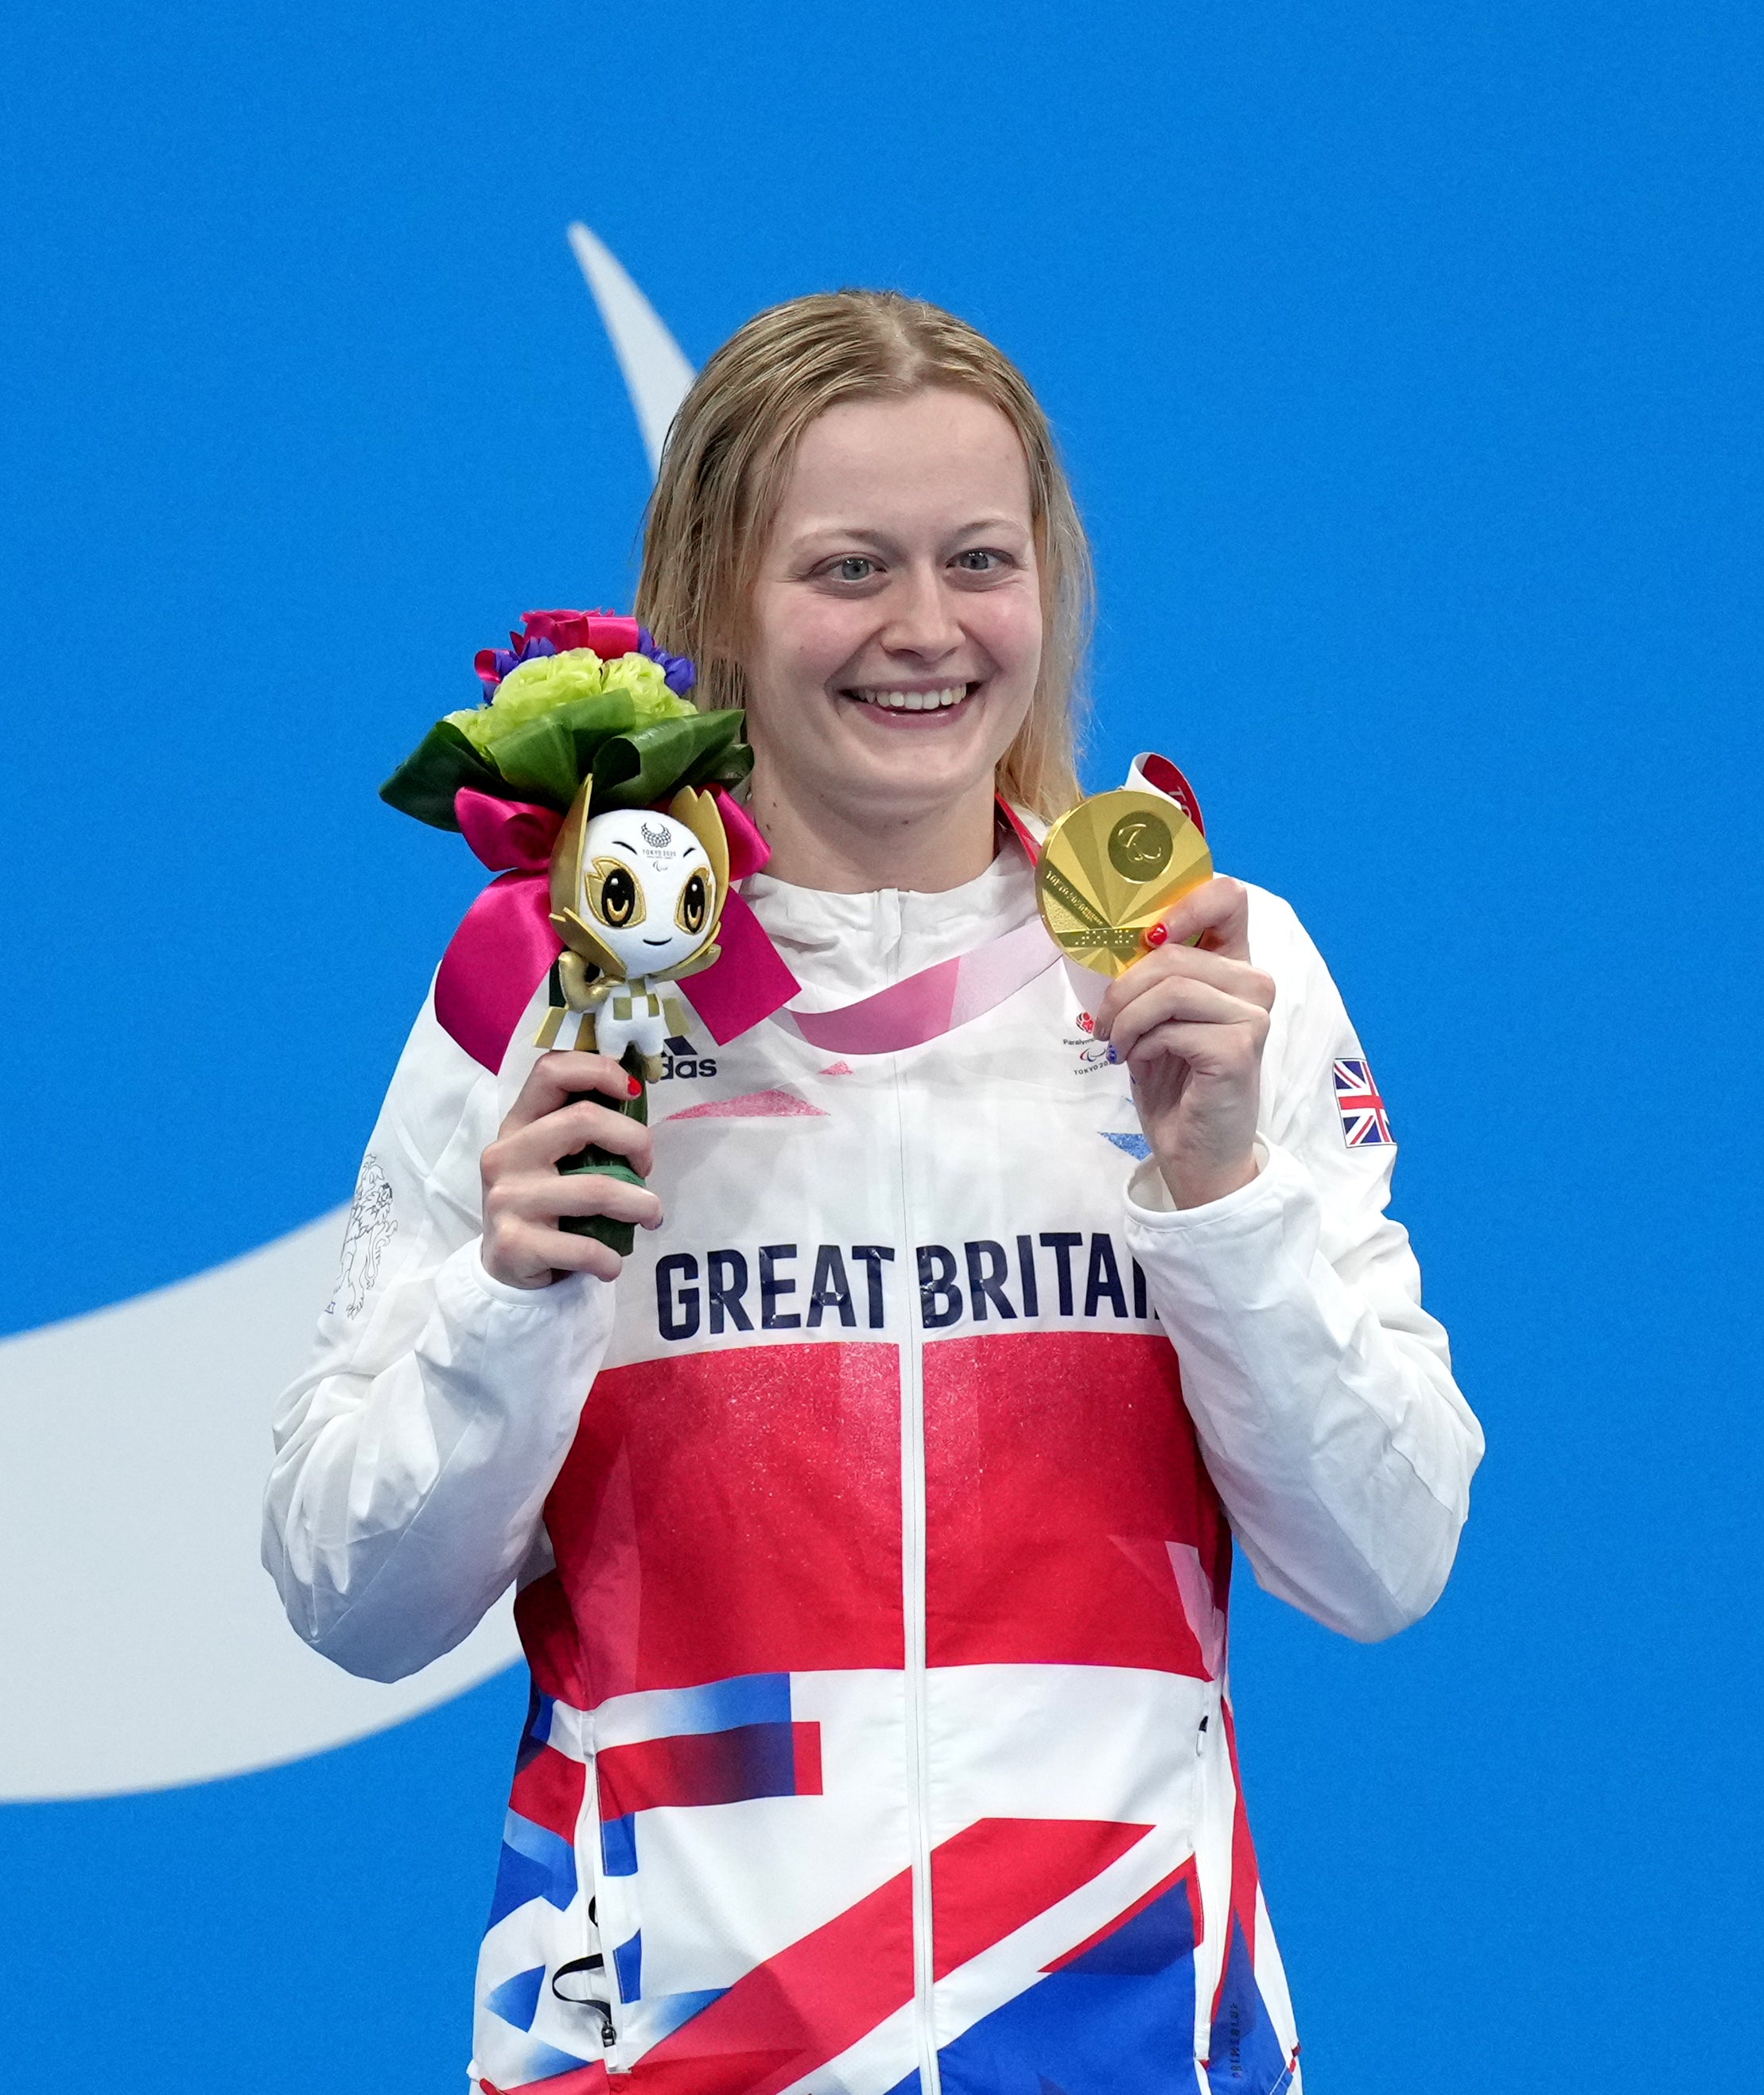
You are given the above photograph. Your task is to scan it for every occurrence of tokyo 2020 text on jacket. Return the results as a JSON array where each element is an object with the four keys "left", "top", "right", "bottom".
[{"left": 264, "top": 830, "right": 1483, "bottom": 2095}]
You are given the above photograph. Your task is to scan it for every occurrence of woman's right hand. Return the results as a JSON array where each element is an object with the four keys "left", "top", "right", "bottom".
[{"left": 480, "top": 1051, "right": 663, "bottom": 1288}]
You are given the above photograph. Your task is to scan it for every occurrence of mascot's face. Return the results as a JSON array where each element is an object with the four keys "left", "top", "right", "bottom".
[{"left": 577, "top": 809, "right": 718, "bottom": 978}]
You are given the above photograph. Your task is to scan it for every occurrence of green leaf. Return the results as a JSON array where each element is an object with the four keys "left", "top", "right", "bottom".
[
  {"left": 379, "top": 720, "right": 505, "bottom": 830},
  {"left": 698, "top": 737, "right": 755, "bottom": 793},
  {"left": 379, "top": 698, "right": 748, "bottom": 830},
  {"left": 484, "top": 693, "right": 638, "bottom": 807},
  {"left": 592, "top": 710, "right": 748, "bottom": 810}
]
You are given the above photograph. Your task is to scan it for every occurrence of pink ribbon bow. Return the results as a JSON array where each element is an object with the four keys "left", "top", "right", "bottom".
[{"left": 433, "top": 786, "right": 799, "bottom": 1073}]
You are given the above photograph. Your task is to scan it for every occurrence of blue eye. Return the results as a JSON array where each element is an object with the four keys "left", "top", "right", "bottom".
[
  {"left": 833, "top": 557, "right": 875, "bottom": 581},
  {"left": 954, "top": 549, "right": 1002, "bottom": 572}
]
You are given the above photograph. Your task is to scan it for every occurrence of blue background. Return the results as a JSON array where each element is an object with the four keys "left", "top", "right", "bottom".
[{"left": 3, "top": 1, "right": 1760, "bottom": 2085}]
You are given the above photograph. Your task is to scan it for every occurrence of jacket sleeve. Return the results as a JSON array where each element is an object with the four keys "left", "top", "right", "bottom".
[
  {"left": 1121, "top": 888, "right": 1484, "bottom": 1642},
  {"left": 261, "top": 992, "right": 616, "bottom": 1682}
]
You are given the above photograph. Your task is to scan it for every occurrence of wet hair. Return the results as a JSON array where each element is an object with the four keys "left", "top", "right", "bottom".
[{"left": 635, "top": 290, "right": 1093, "bottom": 820}]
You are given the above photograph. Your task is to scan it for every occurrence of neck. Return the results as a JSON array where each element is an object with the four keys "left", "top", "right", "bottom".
[{"left": 747, "top": 772, "right": 1001, "bottom": 893}]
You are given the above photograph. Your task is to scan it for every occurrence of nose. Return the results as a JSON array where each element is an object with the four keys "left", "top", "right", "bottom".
[{"left": 880, "top": 560, "right": 964, "bottom": 662}]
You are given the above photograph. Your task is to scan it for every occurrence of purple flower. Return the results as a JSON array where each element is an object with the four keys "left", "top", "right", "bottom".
[{"left": 471, "top": 609, "right": 696, "bottom": 699}]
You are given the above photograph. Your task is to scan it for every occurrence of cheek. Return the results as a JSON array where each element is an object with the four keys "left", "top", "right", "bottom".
[
  {"left": 973, "top": 584, "right": 1043, "bottom": 683},
  {"left": 752, "top": 587, "right": 868, "bottom": 685},
  {"left": 788, "top": 605, "right": 869, "bottom": 681}
]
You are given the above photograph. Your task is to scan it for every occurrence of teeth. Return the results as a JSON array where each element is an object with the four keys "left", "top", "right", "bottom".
[{"left": 853, "top": 685, "right": 968, "bottom": 711}]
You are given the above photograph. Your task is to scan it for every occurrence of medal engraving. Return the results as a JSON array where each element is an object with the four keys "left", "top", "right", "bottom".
[
  {"left": 1107, "top": 810, "right": 1174, "bottom": 879},
  {"left": 1036, "top": 787, "right": 1213, "bottom": 978}
]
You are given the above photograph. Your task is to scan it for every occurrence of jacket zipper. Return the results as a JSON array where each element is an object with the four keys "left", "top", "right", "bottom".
[
  {"left": 575, "top": 1735, "right": 625, "bottom": 2071},
  {"left": 891, "top": 1040, "right": 941, "bottom": 2093},
  {"left": 1192, "top": 1692, "right": 1227, "bottom": 2070}
]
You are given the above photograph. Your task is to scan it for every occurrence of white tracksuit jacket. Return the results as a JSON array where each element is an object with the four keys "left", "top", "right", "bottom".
[{"left": 264, "top": 843, "right": 1482, "bottom": 2095}]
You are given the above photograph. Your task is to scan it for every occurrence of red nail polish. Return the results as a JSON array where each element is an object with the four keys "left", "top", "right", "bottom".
[
  {"left": 1144, "top": 922, "right": 1169, "bottom": 948},
  {"left": 628, "top": 1078, "right": 642, "bottom": 1098}
]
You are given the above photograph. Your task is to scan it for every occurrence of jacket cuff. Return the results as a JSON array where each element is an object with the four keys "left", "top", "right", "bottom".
[
  {"left": 467, "top": 1240, "right": 558, "bottom": 1307},
  {"left": 449, "top": 1240, "right": 612, "bottom": 1336},
  {"left": 1123, "top": 1137, "right": 1276, "bottom": 1227}
]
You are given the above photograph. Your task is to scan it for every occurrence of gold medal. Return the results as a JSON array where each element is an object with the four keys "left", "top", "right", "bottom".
[{"left": 1035, "top": 787, "right": 1213, "bottom": 978}]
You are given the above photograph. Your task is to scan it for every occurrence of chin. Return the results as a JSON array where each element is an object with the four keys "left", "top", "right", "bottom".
[
  {"left": 880, "top": 743, "right": 1016, "bottom": 814},
  {"left": 840, "top": 698, "right": 1024, "bottom": 799}
]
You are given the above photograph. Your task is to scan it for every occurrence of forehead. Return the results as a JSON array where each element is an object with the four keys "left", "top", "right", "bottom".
[
  {"left": 774, "top": 388, "right": 1032, "bottom": 539},
  {"left": 584, "top": 810, "right": 708, "bottom": 863}
]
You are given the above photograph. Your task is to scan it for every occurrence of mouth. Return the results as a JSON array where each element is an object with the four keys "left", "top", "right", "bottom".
[{"left": 839, "top": 680, "right": 979, "bottom": 725}]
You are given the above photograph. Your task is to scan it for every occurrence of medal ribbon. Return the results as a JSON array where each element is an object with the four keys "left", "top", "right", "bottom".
[
  {"left": 772, "top": 915, "right": 1061, "bottom": 1056},
  {"left": 765, "top": 807, "right": 1062, "bottom": 1057}
]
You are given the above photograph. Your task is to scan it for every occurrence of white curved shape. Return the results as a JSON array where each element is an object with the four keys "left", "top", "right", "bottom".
[
  {"left": 568, "top": 221, "right": 696, "bottom": 472},
  {"left": 0, "top": 229, "right": 687, "bottom": 1799},
  {"left": 0, "top": 1214, "right": 521, "bottom": 1798}
]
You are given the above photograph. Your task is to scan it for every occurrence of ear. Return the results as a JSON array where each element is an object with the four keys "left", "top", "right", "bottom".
[
  {"left": 667, "top": 784, "right": 732, "bottom": 927},
  {"left": 550, "top": 778, "right": 594, "bottom": 932}
]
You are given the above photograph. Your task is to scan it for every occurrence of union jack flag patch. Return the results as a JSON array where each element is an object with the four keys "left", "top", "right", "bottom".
[{"left": 1333, "top": 1057, "right": 1393, "bottom": 1147}]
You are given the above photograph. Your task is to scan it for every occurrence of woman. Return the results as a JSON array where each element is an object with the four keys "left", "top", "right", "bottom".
[{"left": 266, "top": 293, "right": 1483, "bottom": 2095}]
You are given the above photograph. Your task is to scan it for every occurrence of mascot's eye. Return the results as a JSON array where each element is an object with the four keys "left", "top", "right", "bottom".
[
  {"left": 589, "top": 859, "right": 643, "bottom": 929},
  {"left": 676, "top": 871, "right": 709, "bottom": 936}
]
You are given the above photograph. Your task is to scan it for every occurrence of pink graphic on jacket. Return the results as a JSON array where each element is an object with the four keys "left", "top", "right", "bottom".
[{"left": 659, "top": 1089, "right": 827, "bottom": 1121}]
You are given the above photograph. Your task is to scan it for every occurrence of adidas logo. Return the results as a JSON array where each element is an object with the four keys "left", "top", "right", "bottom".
[{"left": 656, "top": 1034, "right": 717, "bottom": 1082}]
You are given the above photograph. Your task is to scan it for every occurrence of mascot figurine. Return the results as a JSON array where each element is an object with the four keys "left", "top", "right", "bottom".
[{"left": 538, "top": 783, "right": 731, "bottom": 1075}]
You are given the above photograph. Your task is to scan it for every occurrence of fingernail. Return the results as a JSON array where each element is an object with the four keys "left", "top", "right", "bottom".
[
  {"left": 1144, "top": 923, "right": 1168, "bottom": 948},
  {"left": 1106, "top": 1044, "right": 1120, "bottom": 1064},
  {"left": 628, "top": 1078, "right": 642, "bottom": 1098}
]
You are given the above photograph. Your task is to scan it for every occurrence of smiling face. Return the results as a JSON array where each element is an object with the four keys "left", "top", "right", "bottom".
[
  {"left": 576, "top": 809, "right": 717, "bottom": 978},
  {"left": 740, "top": 387, "right": 1044, "bottom": 857}
]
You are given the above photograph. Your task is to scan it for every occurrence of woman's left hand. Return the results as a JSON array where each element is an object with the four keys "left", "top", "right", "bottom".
[{"left": 1093, "top": 876, "right": 1276, "bottom": 1210}]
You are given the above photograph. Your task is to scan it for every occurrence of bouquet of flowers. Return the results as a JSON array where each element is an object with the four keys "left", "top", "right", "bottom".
[{"left": 381, "top": 608, "right": 751, "bottom": 826}]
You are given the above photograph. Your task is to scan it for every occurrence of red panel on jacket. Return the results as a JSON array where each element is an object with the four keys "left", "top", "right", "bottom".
[
  {"left": 544, "top": 1343, "right": 905, "bottom": 1701},
  {"left": 922, "top": 1331, "right": 1230, "bottom": 1676}
]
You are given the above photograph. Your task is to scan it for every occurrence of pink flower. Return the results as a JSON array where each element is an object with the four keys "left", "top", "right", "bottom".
[{"left": 520, "top": 608, "right": 642, "bottom": 658}]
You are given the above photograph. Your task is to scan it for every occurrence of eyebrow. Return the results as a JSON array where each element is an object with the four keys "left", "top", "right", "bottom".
[{"left": 783, "top": 515, "right": 1032, "bottom": 554}]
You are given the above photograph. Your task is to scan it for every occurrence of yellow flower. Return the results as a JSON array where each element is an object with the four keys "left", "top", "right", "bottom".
[{"left": 448, "top": 650, "right": 693, "bottom": 754}]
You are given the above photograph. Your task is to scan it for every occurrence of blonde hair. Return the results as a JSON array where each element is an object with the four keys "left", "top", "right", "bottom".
[{"left": 635, "top": 290, "right": 1092, "bottom": 821}]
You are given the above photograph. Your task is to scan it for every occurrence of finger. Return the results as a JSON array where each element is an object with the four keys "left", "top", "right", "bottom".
[
  {"left": 1155, "top": 876, "right": 1252, "bottom": 961},
  {"left": 488, "top": 1098, "right": 657, "bottom": 1178},
  {"left": 1096, "top": 948, "right": 1275, "bottom": 1040},
  {"left": 492, "top": 1226, "right": 626, "bottom": 1285},
  {"left": 542, "top": 1234, "right": 626, "bottom": 1281},
  {"left": 488, "top": 1168, "right": 665, "bottom": 1232},
  {"left": 1108, "top": 979, "right": 1268, "bottom": 1064},
  {"left": 546, "top": 1236, "right": 624, "bottom": 1281},
  {"left": 536, "top": 1172, "right": 666, "bottom": 1227},
  {"left": 500, "top": 1050, "right": 643, "bottom": 1137},
  {"left": 513, "top": 1214, "right": 662, "bottom": 1280},
  {"left": 483, "top": 1186, "right": 665, "bottom": 1287},
  {"left": 1094, "top": 945, "right": 1271, "bottom": 1033},
  {"left": 1122, "top": 1016, "right": 1266, "bottom": 1082}
]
